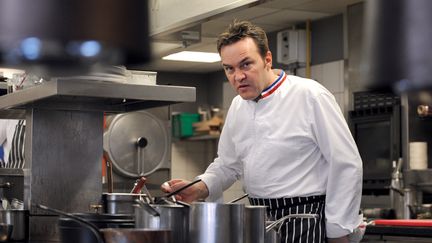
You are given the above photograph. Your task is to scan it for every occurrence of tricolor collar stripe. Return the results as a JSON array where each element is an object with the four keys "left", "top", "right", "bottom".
[
  {"left": 261, "top": 71, "right": 287, "bottom": 99},
  {"left": 262, "top": 70, "right": 285, "bottom": 93}
]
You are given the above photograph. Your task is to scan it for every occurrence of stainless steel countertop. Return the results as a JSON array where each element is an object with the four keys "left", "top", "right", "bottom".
[{"left": 0, "top": 79, "right": 196, "bottom": 118}]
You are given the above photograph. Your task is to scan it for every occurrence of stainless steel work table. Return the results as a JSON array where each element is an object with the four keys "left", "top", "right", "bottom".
[{"left": 0, "top": 79, "right": 195, "bottom": 242}]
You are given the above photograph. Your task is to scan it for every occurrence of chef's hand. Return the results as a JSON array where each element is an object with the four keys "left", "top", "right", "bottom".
[
  {"left": 161, "top": 179, "right": 209, "bottom": 204},
  {"left": 327, "top": 235, "right": 349, "bottom": 243}
]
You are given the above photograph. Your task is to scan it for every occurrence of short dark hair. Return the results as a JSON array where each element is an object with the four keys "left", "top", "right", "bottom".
[{"left": 217, "top": 20, "right": 269, "bottom": 59}]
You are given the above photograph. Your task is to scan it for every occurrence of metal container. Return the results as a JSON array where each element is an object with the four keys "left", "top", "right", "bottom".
[
  {"left": 135, "top": 203, "right": 188, "bottom": 243},
  {"left": 58, "top": 213, "right": 134, "bottom": 243},
  {"left": 189, "top": 202, "right": 245, "bottom": 243},
  {"left": 245, "top": 206, "right": 266, "bottom": 243},
  {"left": 0, "top": 209, "right": 29, "bottom": 241},
  {"left": 102, "top": 193, "right": 148, "bottom": 214}
]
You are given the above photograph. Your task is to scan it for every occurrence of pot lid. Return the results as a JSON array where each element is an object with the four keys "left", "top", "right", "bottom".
[{"left": 104, "top": 111, "right": 169, "bottom": 178}]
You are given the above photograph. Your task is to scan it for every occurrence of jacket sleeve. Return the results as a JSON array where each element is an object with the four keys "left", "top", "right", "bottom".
[
  {"left": 310, "top": 92, "right": 363, "bottom": 238},
  {"left": 197, "top": 102, "right": 243, "bottom": 202}
]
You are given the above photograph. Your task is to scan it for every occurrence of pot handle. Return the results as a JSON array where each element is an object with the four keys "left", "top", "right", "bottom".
[
  {"left": 266, "top": 213, "right": 319, "bottom": 233},
  {"left": 36, "top": 204, "right": 105, "bottom": 243},
  {"left": 134, "top": 199, "right": 160, "bottom": 217}
]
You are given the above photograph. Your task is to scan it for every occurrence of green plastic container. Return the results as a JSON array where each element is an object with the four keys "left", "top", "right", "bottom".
[{"left": 172, "top": 113, "right": 200, "bottom": 138}]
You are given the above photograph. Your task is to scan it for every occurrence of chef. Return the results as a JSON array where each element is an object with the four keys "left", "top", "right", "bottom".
[{"left": 162, "top": 20, "right": 363, "bottom": 243}]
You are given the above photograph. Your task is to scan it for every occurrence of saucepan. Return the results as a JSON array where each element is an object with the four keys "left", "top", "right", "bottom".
[{"left": 36, "top": 204, "right": 171, "bottom": 243}]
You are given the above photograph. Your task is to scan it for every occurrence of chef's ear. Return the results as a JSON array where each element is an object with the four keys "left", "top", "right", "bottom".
[{"left": 264, "top": 51, "right": 272, "bottom": 70}]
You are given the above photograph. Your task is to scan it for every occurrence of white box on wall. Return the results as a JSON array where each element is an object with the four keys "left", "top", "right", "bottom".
[{"left": 276, "top": 30, "right": 306, "bottom": 65}]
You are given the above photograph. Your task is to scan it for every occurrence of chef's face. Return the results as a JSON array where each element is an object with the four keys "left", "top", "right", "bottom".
[{"left": 220, "top": 37, "right": 273, "bottom": 100}]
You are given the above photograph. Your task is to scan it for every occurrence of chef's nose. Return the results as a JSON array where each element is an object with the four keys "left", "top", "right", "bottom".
[{"left": 234, "top": 70, "right": 246, "bottom": 82}]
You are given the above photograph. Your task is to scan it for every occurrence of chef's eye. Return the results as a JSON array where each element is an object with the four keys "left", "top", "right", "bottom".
[
  {"left": 224, "top": 66, "right": 233, "bottom": 73},
  {"left": 241, "top": 62, "right": 251, "bottom": 69}
]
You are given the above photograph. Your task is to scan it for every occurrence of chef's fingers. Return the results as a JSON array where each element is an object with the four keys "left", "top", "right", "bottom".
[{"left": 160, "top": 179, "right": 189, "bottom": 193}]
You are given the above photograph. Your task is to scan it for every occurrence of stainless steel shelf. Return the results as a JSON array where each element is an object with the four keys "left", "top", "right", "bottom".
[
  {"left": 0, "top": 168, "right": 24, "bottom": 176},
  {"left": 0, "top": 79, "right": 196, "bottom": 116}
]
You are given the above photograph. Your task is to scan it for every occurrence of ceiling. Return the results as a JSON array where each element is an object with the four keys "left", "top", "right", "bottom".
[{"left": 140, "top": 0, "right": 362, "bottom": 73}]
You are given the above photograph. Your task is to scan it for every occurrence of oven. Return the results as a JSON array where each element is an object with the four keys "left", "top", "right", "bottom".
[{"left": 349, "top": 92, "right": 401, "bottom": 195}]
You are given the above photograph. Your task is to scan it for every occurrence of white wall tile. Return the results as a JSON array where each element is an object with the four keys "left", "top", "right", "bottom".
[
  {"left": 311, "top": 64, "right": 323, "bottom": 83},
  {"left": 321, "top": 60, "right": 344, "bottom": 93}
]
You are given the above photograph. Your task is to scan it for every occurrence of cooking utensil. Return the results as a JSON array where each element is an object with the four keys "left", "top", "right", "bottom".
[
  {"left": 103, "top": 111, "right": 170, "bottom": 178},
  {"left": 135, "top": 201, "right": 189, "bottom": 243},
  {"left": 36, "top": 204, "right": 104, "bottom": 243},
  {"left": 189, "top": 202, "right": 245, "bottom": 243},
  {"left": 228, "top": 193, "right": 249, "bottom": 204},
  {"left": 265, "top": 214, "right": 319, "bottom": 243},
  {"left": 130, "top": 177, "right": 147, "bottom": 194},
  {"left": 134, "top": 199, "right": 160, "bottom": 217},
  {"left": 155, "top": 179, "right": 202, "bottom": 204},
  {"left": 266, "top": 213, "right": 319, "bottom": 232},
  {"left": 105, "top": 155, "right": 114, "bottom": 193},
  {"left": 102, "top": 193, "right": 148, "bottom": 214},
  {"left": 244, "top": 205, "right": 266, "bottom": 243}
]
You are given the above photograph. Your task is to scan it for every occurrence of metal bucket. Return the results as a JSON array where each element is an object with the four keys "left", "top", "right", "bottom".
[
  {"left": 189, "top": 202, "right": 245, "bottom": 243},
  {"left": 134, "top": 203, "right": 188, "bottom": 243},
  {"left": 244, "top": 205, "right": 266, "bottom": 243}
]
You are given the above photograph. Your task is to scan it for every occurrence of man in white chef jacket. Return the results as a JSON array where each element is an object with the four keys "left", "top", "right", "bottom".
[{"left": 162, "top": 21, "right": 363, "bottom": 243}]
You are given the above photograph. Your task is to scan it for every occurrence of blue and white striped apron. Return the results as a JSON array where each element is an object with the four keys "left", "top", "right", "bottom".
[{"left": 250, "top": 195, "right": 326, "bottom": 243}]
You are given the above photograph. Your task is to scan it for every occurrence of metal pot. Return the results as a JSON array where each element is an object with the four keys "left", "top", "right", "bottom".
[
  {"left": 244, "top": 205, "right": 266, "bottom": 243},
  {"left": 102, "top": 193, "right": 148, "bottom": 214},
  {"left": 58, "top": 213, "right": 134, "bottom": 243},
  {"left": 134, "top": 202, "right": 188, "bottom": 243},
  {"left": 0, "top": 209, "right": 29, "bottom": 241},
  {"left": 189, "top": 202, "right": 245, "bottom": 243},
  {"left": 38, "top": 204, "right": 167, "bottom": 243}
]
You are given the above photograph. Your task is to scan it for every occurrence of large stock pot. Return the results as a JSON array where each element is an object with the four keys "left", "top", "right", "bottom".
[
  {"left": 134, "top": 202, "right": 189, "bottom": 243},
  {"left": 189, "top": 202, "right": 246, "bottom": 243}
]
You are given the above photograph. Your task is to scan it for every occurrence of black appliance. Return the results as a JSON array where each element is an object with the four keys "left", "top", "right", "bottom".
[{"left": 349, "top": 92, "right": 401, "bottom": 195}]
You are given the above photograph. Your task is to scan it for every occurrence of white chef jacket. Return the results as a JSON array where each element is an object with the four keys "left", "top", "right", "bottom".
[
  {"left": 0, "top": 119, "right": 20, "bottom": 164},
  {"left": 198, "top": 71, "right": 363, "bottom": 238}
]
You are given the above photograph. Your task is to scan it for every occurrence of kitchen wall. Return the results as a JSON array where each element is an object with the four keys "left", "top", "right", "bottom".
[{"left": 158, "top": 12, "right": 348, "bottom": 203}]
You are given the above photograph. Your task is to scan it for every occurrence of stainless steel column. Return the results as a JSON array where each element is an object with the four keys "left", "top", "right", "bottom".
[{"left": 24, "top": 108, "right": 103, "bottom": 241}]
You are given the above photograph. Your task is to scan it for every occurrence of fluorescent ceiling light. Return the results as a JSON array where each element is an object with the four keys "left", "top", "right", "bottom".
[{"left": 162, "top": 51, "right": 221, "bottom": 63}]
